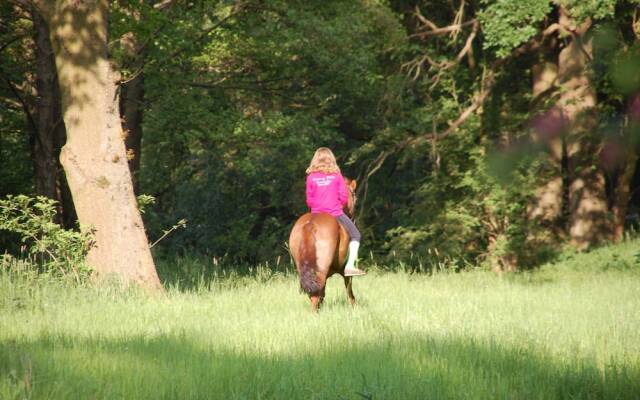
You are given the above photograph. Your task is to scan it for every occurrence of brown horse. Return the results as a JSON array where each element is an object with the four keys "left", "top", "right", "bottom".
[{"left": 288, "top": 178, "right": 358, "bottom": 312}]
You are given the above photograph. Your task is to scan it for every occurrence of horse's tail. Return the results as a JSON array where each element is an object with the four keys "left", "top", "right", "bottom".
[{"left": 299, "top": 221, "right": 321, "bottom": 295}]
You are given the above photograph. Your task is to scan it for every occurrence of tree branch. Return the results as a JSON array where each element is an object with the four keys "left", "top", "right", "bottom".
[
  {"left": 0, "top": 66, "right": 38, "bottom": 137},
  {"left": 412, "top": 18, "right": 477, "bottom": 38},
  {"left": 117, "top": 2, "right": 247, "bottom": 85},
  {"left": 362, "top": 20, "right": 570, "bottom": 185},
  {"left": 410, "top": 24, "right": 556, "bottom": 143},
  {"left": 412, "top": 5, "right": 476, "bottom": 38},
  {"left": 0, "top": 35, "right": 26, "bottom": 55},
  {"left": 153, "top": 0, "right": 176, "bottom": 10},
  {"left": 446, "top": 20, "right": 479, "bottom": 69},
  {"left": 6, "top": 0, "right": 32, "bottom": 10},
  {"left": 404, "top": 4, "right": 479, "bottom": 81},
  {"left": 415, "top": 69, "right": 496, "bottom": 144}
]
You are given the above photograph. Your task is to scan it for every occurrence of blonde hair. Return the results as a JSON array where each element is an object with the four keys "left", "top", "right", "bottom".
[{"left": 306, "top": 147, "right": 341, "bottom": 174}]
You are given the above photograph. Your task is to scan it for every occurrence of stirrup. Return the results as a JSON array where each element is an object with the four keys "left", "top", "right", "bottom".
[{"left": 344, "top": 267, "right": 366, "bottom": 277}]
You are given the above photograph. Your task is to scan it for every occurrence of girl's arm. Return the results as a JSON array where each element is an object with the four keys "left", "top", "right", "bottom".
[
  {"left": 337, "top": 174, "right": 348, "bottom": 206},
  {"left": 306, "top": 175, "right": 315, "bottom": 209}
]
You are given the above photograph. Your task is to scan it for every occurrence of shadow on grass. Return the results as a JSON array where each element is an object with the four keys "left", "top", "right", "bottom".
[{"left": 1, "top": 333, "right": 638, "bottom": 399}]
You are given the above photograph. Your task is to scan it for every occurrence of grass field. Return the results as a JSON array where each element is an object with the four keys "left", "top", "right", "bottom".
[{"left": 1, "top": 241, "right": 640, "bottom": 399}]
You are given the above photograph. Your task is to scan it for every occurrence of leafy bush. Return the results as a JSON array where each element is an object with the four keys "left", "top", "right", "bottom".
[{"left": 0, "top": 195, "right": 92, "bottom": 281}]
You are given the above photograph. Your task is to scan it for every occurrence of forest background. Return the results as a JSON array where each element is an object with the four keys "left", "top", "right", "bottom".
[{"left": 2, "top": 0, "right": 640, "bottom": 279}]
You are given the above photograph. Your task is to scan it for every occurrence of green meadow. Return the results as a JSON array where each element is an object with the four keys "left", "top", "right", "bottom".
[{"left": 1, "top": 241, "right": 639, "bottom": 399}]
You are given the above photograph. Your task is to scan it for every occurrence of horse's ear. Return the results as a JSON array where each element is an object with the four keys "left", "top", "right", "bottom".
[{"left": 349, "top": 179, "right": 357, "bottom": 190}]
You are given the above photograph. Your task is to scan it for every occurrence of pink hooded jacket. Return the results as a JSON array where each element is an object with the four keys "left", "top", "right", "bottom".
[{"left": 306, "top": 172, "right": 348, "bottom": 216}]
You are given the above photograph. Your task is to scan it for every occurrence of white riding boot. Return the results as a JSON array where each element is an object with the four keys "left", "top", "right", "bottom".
[{"left": 344, "top": 241, "right": 366, "bottom": 276}]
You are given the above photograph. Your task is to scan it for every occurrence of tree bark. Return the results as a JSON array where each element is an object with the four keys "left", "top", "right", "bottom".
[
  {"left": 529, "top": 50, "right": 564, "bottom": 225},
  {"left": 31, "top": 5, "right": 77, "bottom": 228},
  {"left": 31, "top": 9, "right": 58, "bottom": 204},
  {"left": 558, "top": 7, "right": 610, "bottom": 249},
  {"left": 612, "top": 149, "right": 637, "bottom": 241},
  {"left": 611, "top": 20, "right": 640, "bottom": 242},
  {"left": 41, "top": 0, "right": 161, "bottom": 289}
]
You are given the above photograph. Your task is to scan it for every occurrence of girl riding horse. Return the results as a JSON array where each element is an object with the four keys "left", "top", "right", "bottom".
[
  {"left": 289, "top": 147, "right": 365, "bottom": 311},
  {"left": 305, "top": 147, "right": 365, "bottom": 277}
]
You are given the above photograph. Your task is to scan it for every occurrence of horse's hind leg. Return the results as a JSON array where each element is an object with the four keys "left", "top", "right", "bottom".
[
  {"left": 310, "top": 295, "right": 320, "bottom": 312},
  {"left": 310, "top": 294, "right": 325, "bottom": 312},
  {"left": 310, "top": 282, "right": 326, "bottom": 312},
  {"left": 343, "top": 276, "right": 356, "bottom": 306},
  {"left": 309, "top": 275, "right": 327, "bottom": 312}
]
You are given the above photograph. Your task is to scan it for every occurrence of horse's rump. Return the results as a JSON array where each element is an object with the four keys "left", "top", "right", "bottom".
[{"left": 290, "top": 214, "right": 345, "bottom": 278}]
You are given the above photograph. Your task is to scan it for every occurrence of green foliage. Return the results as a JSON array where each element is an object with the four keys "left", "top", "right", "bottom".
[
  {"left": 480, "top": 0, "right": 552, "bottom": 58},
  {"left": 367, "top": 34, "right": 552, "bottom": 270},
  {"left": 0, "top": 4, "right": 34, "bottom": 199},
  {"left": 2, "top": 0, "right": 640, "bottom": 274},
  {"left": 610, "top": 44, "right": 640, "bottom": 95},
  {"left": 137, "top": 0, "right": 406, "bottom": 261},
  {"left": 0, "top": 195, "right": 91, "bottom": 281},
  {"left": 557, "top": 0, "right": 618, "bottom": 21},
  {"left": 383, "top": 135, "right": 544, "bottom": 270},
  {"left": 136, "top": 194, "right": 156, "bottom": 215},
  {"left": 0, "top": 113, "right": 32, "bottom": 198},
  {"left": 539, "top": 238, "right": 640, "bottom": 274}
]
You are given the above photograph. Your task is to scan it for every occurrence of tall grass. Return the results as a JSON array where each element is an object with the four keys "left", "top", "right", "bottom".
[{"left": 1, "top": 240, "right": 639, "bottom": 399}]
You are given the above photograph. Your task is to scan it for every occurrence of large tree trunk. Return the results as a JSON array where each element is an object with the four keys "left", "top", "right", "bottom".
[
  {"left": 558, "top": 8, "right": 610, "bottom": 249},
  {"left": 529, "top": 49, "right": 564, "bottom": 227},
  {"left": 41, "top": 0, "right": 161, "bottom": 289},
  {"left": 31, "top": 5, "right": 77, "bottom": 228},
  {"left": 611, "top": 149, "right": 637, "bottom": 241},
  {"left": 610, "top": 95, "right": 640, "bottom": 241},
  {"left": 31, "top": 10, "right": 58, "bottom": 204},
  {"left": 610, "top": 23, "right": 640, "bottom": 241}
]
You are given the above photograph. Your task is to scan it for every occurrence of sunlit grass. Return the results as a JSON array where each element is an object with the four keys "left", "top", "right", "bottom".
[{"left": 1, "top": 241, "right": 639, "bottom": 399}]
